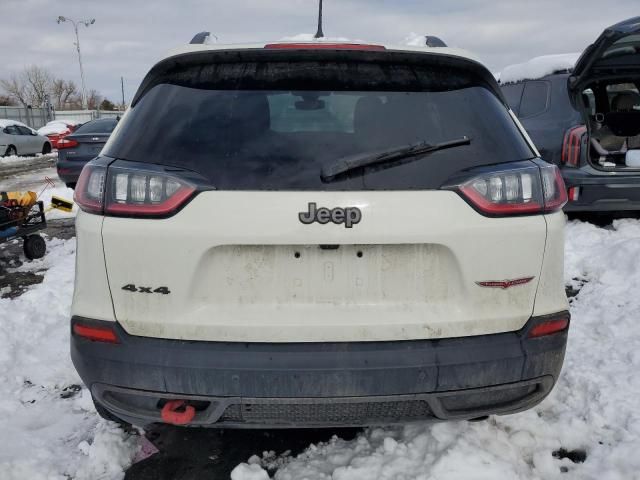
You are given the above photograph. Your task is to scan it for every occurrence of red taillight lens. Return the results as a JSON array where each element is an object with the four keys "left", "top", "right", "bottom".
[
  {"left": 264, "top": 43, "right": 386, "bottom": 51},
  {"left": 104, "top": 166, "right": 196, "bottom": 217},
  {"left": 75, "top": 164, "right": 196, "bottom": 218},
  {"left": 528, "top": 317, "right": 569, "bottom": 338},
  {"left": 75, "top": 164, "right": 107, "bottom": 214},
  {"left": 561, "top": 125, "right": 586, "bottom": 167},
  {"left": 540, "top": 164, "right": 568, "bottom": 212},
  {"left": 73, "top": 323, "right": 119, "bottom": 344},
  {"left": 57, "top": 138, "right": 78, "bottom": 149},
  {"left": 455, "top": 163, "right": 567, "bottom": 216}
]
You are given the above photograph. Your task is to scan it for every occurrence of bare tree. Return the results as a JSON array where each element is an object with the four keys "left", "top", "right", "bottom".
[
  {"left": 0, "top": 66, "right": 53, "bottom": 107},
  {"left": 87, "top": 89, "right": 102, "bottom": 110},
  {"left": 23, "top": 65, "right": 52, "bottom": 106},
  {"left": 51, "top": 79, "right": 79, "bottom": 109},
  {"left": 61, "top": 81, "right": 78, "bottom": 108},
  {"left": 0, "top": 74, "right": 29, "bottom": 107},
  {"left": 0, "top": 94, "right": 16, "bottom": 106}
]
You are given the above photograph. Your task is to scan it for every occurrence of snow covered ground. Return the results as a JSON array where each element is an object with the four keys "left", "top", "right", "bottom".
[
  {"left": 1, "top": 218, "right": 639, "bottom": 479},
  {"left": 0, "top": 152, "right": 57, "bottom": 167}
]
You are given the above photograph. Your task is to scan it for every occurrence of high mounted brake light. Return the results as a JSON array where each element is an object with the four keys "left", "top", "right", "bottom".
[
  {"left": 264, "top": 43, "right": 386, "bottom": 51},
  {"left": 74, "top": 163, "right": 196, "bottom": 218},
  {"left": 451, "top": 163, "right": 567, "bottom": 216}
]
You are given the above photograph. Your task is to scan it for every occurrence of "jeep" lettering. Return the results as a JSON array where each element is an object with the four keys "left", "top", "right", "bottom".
[{"left": 298, "top": 202, "right": 362, "bottom": 228}]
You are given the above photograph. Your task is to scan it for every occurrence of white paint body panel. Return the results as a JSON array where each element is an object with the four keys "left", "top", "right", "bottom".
[
  {"left": 71, "top": 211, "right": 115, "bottom": 321},
  {"left": 91, "top": 191, "right": 567, "bottom": 342}
]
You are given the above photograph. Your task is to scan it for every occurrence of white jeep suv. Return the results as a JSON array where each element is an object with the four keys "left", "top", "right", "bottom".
[{"left": 70, "top": 39, "right": 570, "bottom": 428}]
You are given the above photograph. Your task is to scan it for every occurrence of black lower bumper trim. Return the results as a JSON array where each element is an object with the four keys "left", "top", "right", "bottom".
[{"left": 71, "top": 314, "right": 568, "bottom": 428}]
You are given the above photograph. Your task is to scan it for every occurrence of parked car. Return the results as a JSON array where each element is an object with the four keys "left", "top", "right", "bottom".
[
  {"left": 70, "top": 37, "right": 570, "bottom": 429},
  {"left": 0, "top": 120, "right": 52, "bottom": 157},
  {"left": 56, "top": 118, "right": 119, "bottom": 188},
  {"left": 37, "top": 120, "right": 82, "bottom": 149},
  {"left": 500, "top": 17, "right": 640, "bottom": 212}
]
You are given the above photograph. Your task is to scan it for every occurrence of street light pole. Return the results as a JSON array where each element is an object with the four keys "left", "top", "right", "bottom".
[{"left": 57, "top": 16, "right": 95, "bottom": 110}]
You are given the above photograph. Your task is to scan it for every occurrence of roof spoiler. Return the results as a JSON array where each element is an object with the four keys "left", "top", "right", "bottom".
[
  {"left": 190, "top": 31, "right": 210, "bottom": 44},
  {"left": 425, "top": 36, "right": 447, "bottom": 47}
]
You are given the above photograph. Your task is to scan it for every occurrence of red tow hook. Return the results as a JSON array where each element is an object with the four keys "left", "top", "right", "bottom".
[{"left": 161, "top": 400, "right": 196, "bottom": 425}]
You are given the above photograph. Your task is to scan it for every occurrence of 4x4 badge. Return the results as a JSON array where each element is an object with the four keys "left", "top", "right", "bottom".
[{"left": 299, "top": 202, "right": 362, "bottom": 228}]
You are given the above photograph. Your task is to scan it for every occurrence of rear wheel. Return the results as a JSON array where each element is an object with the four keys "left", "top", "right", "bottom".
[
  {"left": 65, "top": 182, "right": 77, "bottom": 189},
  {"left": 42, "top": 143, "right": 52, "bottom": 154},
  {"left": 4, "top": 145, "right": 17, "bottom": 157},
  {"left": 23, "top": 234, "right": 46, "bottom": 260}
]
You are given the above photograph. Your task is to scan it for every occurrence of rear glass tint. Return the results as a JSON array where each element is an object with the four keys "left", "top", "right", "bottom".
[
  {"left": 105, "top": 58, "right": 533, "bottom": 190},
  {"left": 75, "top": 118, "right": 118, "bottom": 135}
]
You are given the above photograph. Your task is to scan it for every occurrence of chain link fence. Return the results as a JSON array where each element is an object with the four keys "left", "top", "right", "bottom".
[{"left": 0, "top": 106, "right": 123, "bottom": 129}]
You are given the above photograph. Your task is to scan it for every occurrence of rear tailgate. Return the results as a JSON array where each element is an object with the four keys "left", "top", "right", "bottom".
[{"left": 102, "top": 191, "right": 546, "bottom": 342}]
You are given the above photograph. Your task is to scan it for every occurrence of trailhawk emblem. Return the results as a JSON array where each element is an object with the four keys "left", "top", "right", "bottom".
[{"left": 299, "top": 202, "right": 362, "bottom": 228}]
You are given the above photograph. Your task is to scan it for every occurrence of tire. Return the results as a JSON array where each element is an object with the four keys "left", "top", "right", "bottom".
[
  {"left": 4, "top": 145, "right": 17, "bottom": 157},
  {"left": 65, "top": 182, "right": 77, "bottom": 190},
  {"left": 23, "top": 234, "right": 46, "bottom": 260},
  {"left": 42, "top": 142, "right": 52, "bottom": 154}
]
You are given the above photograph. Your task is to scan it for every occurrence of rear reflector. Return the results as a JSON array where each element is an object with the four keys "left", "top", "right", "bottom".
[
  {"left": 528, "top": 318, "right": 569, "bottom": 338},
  {"left": 73, "top": 323, "right": 119, "bottom": 344},
  {"left": 568, "top": 186, "right": 580, "bottom": 201},
  {"left": 265, "top": 43, "right": 386, "bottom": 51}
]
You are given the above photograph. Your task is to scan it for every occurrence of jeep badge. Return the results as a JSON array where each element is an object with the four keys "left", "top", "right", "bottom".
[{"left": 299, "top": 202, "right": 362, "bottom": 228}]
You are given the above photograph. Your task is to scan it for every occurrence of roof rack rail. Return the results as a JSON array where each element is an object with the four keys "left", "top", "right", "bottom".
[
  {"left": 425, "top": 36, "right": 447, "bottom": 47},
  {"left": 190, "top": 31, "right": 210, "bottom": 44}
]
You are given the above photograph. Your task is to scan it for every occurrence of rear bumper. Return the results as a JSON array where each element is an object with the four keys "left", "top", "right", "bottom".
[
  {"left": 56, "top": 159, "right": 88, "bottom": 185},
  {"left": 71, "top": 314, "right": 568, "bottom": 428},
  {"left": 561, "top": 167, "right": 640, "bottom": 212}
]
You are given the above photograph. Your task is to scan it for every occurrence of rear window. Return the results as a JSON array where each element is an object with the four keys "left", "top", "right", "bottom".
[
  {"left": 105, "top": 58, "right": 533, "bottom": 190},
  {"left": 501, "top": 83, "right": 524, "bottom": 114},
  {"left": 519, "top": 81, "right": 550, "bottom": 118},
  {"left": 75, "top": 118, "right": 118, "bottom": 135}
]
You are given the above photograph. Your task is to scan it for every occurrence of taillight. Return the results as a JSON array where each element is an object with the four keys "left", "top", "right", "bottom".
[
  {"left": 57, "top": 138, "right": 78, "bottom": 149},
  {"left": 561, "top": 125, "right": 586, "bottom": 167},
  {"left": 74, "top": 164, "right": 107, "bottom": 214},
  {"left": 453, "top": 163, "right": 567, "bottom": 216},
  {"left": 74, "top": 163, "right": 196, "bottom": 218},
  {"left": 72, "top": 322, "right": 119, "bottom": 344}
]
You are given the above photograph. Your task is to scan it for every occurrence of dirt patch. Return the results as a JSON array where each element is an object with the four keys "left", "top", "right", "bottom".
[{"left": 0, "top": 218, "right": 75, "bottom": 298}]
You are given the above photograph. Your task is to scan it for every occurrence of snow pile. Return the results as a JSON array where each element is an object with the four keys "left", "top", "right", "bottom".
[
  {"left": 232, "top": 218, "right": 640, "bottom": 480},
  {"left": 404, "top": 32, "right": 427, "bottom": 47},
  {"left": 0, "top": 152, "right": 57, "bottom": 166},
  {"left": 39, "top": 185, "right": 77, "bottom": 220},
  {"left": 500, "top": 53, "right": 581, "bottom": 84},
  {"left": 37, "top": 124, "right": 70, "bottom": 136},
  {"left": 0, "top": 238, "right": 136, "bottom": 479}
]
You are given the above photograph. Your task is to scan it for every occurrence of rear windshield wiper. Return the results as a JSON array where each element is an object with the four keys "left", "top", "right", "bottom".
[{"left": 321, "top": 136, "right": 471, "bottom": 181}]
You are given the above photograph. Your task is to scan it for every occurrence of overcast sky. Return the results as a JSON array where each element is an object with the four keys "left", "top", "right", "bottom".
[{"left": 2, "top": 0, "right": 638, "bottom": 102}]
